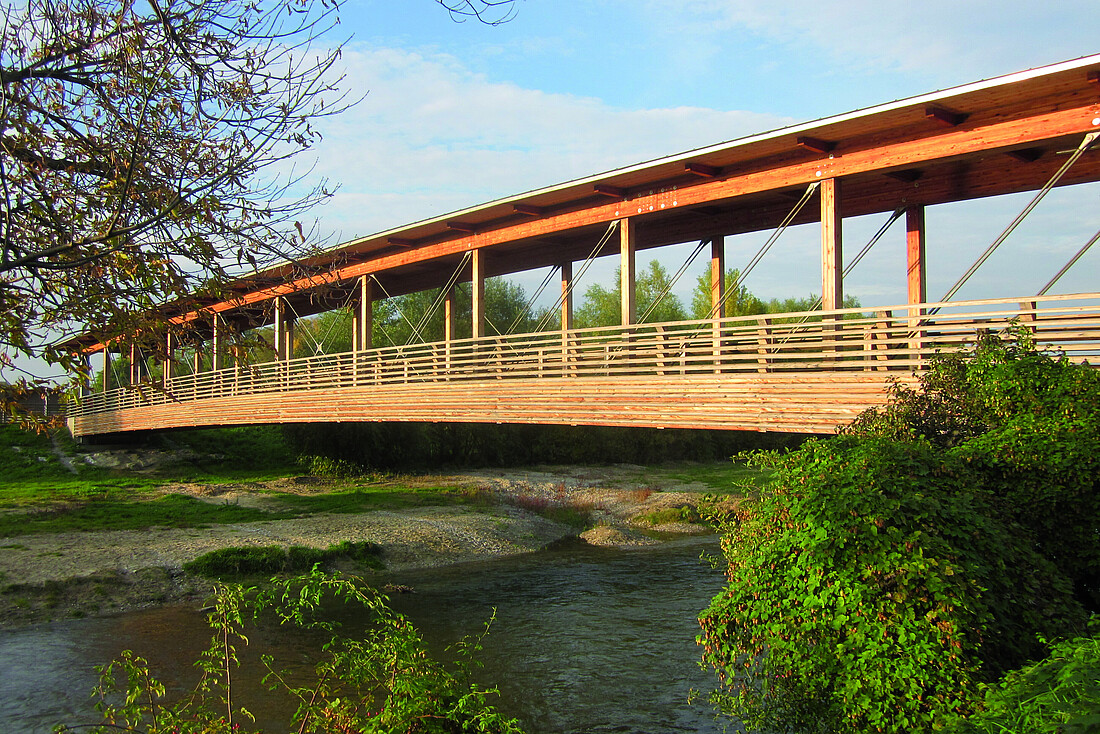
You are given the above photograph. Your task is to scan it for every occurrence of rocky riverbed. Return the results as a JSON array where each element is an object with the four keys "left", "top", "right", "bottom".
[{"left": 0, "top": 464, "right": 729, "bottom": 628}]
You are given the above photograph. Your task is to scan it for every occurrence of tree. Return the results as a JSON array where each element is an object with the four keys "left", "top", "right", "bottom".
[
  {"left": 689, "top": 267, "right": 765, "bottom": 319},
  {"left": 575, "top": 262, "right": 687, "bottom": 328},
  {"left": 0, "top": 0, "right": 518, "bottom": 423}
]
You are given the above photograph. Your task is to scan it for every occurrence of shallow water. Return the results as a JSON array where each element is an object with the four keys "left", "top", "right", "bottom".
[{"left": 0, "top": 535, "right": 734, "bottom": 733}]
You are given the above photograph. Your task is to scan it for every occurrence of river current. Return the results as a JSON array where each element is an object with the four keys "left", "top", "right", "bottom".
[{"left": 0, "top": 535, "right": 734, "bottom": 733}]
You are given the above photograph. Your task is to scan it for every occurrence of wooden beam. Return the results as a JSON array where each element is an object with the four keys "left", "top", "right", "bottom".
[
  {"left": 820, "top": 178, "right": 843, "bottom": 311},
  {"left": 595, "top": 184, "right": 626, "bottom": 199},
  {"left": 686, "top": 162, "right": 721, "bottom": 178},
  {"left": 925, "top": 105, "right": 969, "bottom": 127},
  {"left": 884, "top": 169, "right": 923, "bottom": 183},
  {"left": 513, "top": 204, "right": 544, "bottom": 217},
  {"left": 1088, "top": 70, "right": 1100, "bottom": 86},
  {"left": 620, "top": 218, "right": 636, "bottom": 326},
  {"left": 446, "top": 221, "right": 477, "bottom": 233},
  {"left": 1006, "top": 147, "right": 1044, "bottom": 162},
  {"left": 357, "top": 276, "right": 372, "bottom": 351},
  {"left": 797, "top": 136, "right": 835, "bottom": 154},
  {"left": 388, "top": 237, "right": 416, "bottom": 248}
]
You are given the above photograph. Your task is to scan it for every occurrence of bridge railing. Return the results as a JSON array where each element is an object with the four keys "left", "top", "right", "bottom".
[{"left": 68, "top": 293, "right": 1100, "bottom": 417}]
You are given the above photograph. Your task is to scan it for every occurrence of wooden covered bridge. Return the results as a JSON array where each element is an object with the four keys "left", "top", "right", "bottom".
[{"left": 66, "top": 56, "right": 1100, "bottom": 438}]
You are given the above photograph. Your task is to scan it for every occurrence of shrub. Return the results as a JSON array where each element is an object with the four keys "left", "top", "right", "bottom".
[
  {"left": 698, "top": 437, "right": 1081, "bottom": 734},
  {"left": 184, "top": 541, "right": 384, "bottom": 579},
  {"left": 943, "top": 618, "right": 1100, "bottom": 733}
]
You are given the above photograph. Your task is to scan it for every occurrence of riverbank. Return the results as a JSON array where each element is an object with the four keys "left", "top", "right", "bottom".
[{"left": 0, "top": 463, "right": 732, "bottom": 628}]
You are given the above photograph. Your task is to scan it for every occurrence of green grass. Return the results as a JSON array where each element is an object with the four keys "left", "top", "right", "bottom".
[
  {"left": 270, "top": 485, "right": 473, "bottom": 514},
  {"left": 665, "top": 461, "right": 773, "bottom": 493},
  {"left": 183, "top": 540, "right": 385, "bottom": 580},
  {"left": 0, "top": 494, "right": 286, "bottom": 537}
]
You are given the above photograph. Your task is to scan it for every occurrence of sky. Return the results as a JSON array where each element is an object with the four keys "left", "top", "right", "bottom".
[
  {"left": 299, "top": 0, "right": 1100, "bottom": 312},
  {"left": 8, "top": 0, "right": 1100, "bottom": 382}
]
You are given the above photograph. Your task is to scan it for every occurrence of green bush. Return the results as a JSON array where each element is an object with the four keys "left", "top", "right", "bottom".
[
  {"left": 698, "top": 437, "right": 1081, "bottom": 733},
  {"left": 943, "top": 619, "right": 1100, "bottom": 733},
  {"left": 184, "top": 541, "right": 384, "bottom": 579},
  {"left": 700, "top": 327, "right": 1095, "bottom": 732}
]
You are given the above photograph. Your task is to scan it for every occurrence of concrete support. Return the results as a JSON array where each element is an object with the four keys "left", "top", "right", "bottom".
[
  {"left": 820, "top": 178, "right": 843, "bottom": 312},
  {"left": 471, "top": 249, "right": 485, "bottom": 339},
  {"left": 620, "top": 217, "right": 636, "bottom": 326}
]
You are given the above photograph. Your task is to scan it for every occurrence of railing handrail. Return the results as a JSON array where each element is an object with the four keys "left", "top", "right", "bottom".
[{"left": 68, "top": 292, "right": 1100, "bottom": 418}]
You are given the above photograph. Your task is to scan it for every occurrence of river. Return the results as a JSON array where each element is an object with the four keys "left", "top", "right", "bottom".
[{"left": 0, "top": 535, "right": 735, "bottom": 733}]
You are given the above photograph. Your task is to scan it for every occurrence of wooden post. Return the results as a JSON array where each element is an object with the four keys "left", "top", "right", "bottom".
[
  {"left": 561, "top": 261, "right": 574, "bottom": 375},
  {"left": 620, "top": 218, "right": 636, "bottom": 326},
  {"left": 353, "top": 276, "right": 373, "bottom": 352},
  {"left": 212, "top": 315, "right": 225, "bottom": 372},
  {"left": 102, "top": 348, "right": 111, "bottom": 392},
  {"left": 165, "top": 332, "right": 176, "bottom": 385},
  {"left": 820, "top": 178, "right": 843, "bottom": 312},
  {"left": 821, "top": 178, "right": 843, "bottom": 362},
  {"left": 471, "top": 249, "right": 485, "bottom": 340},
  {"left": 906, "top": 205, "right": 927, "bottom": 359},
  {"left": 129, "top": 342, "right": 139, "bottom": 386},
  {"left": 711, "top": 235, "right": 725, "bottom": 371},
  {"left": 444, "top": 284, "right": 455, "bottom": 375}
]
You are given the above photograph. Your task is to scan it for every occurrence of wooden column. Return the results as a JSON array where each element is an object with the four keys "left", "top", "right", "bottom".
[
  {"left": 561, "top": 261, "right": 574, "bottom": 373},
  {"left": 211, "top": 315, "right": 225, "bottom": 372},
  {"left": 710, "top": 236, "right": 726, "bottom": 317},
  {"left": 102, "top": 348, "right": 111, "bottom": 392},
  {"left": 444, "top": 284, "right": 455, "bottom": 371},
  {"left": 906, "top": 205, "right": 927, "bottom": 306},
  {"left": 352, "top": 276, "right": 373, "bottom": 352},
  {"left": 711, "top": 236, "right": 725, "bottom": 370},
  {"left": 471, "top": 249, "right": 485, "bottom": 339},
  {"left": 165, "top": 332, "right": 176, "bottom": 385},
  {"left": 129, "top": 343, "right": 139, "bottom": 385},
  {"left": 820, "top": 178, "right": 843, "bottom": 312},
  {"left": 274, "top": 298, "right": 295, "bottom": 362},
  {"left": 906, "top": 204, "right": 927, "bottom": 356},
  {"left": 620, "top": 218, "right": 636, "bottom": 326}
]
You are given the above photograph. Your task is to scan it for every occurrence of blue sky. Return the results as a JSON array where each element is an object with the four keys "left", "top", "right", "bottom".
[{"left": 299, "top": 0, "right": 1100, "bottom": 312}]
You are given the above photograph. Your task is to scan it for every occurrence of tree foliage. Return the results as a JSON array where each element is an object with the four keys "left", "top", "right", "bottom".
[
  {"left": 699, "top": 327, "right": 1096, "bottom": 732},
  {"left": 575, "top": 262, "right": 687, "bottom": 328},
  {"left": 1, "top": 0, "right": 353, "bottom": 381}
]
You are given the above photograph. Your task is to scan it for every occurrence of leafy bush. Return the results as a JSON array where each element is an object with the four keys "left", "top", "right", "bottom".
[
  {"left": 943, "top": 619, "right": 1100, "bottom": 733},
  {"left": 700, "top": 327, "right": 1095, "bottom": 732},
  {"left": 847, "top": 325, "right": 1100, "bottom": 610},
  {"left": 698, "top": 437, "right": 1081, "bottom": 733},
  {"left": 60, "top": 570, "right": 522, "bottom": 733},
  {"left": 184, "top": 541, "right": 384, "bottom": 579}
]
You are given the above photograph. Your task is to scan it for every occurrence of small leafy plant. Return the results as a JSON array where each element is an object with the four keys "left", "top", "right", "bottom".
[{"left": 57, "top": 569, "right": 523, "bottom": 733}]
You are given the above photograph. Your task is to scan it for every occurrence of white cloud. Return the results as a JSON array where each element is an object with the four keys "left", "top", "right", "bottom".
[
  {"left": 306, "top": 45, "right": 791, "bottom": 241},
  {"left": 641, "top": 0, "right": 1098, "bottom": 83}
]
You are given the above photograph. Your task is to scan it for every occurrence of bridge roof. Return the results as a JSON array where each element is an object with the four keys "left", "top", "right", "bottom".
[{"left": 71, "top": 54, "right": 1100, "bottom": 350}]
